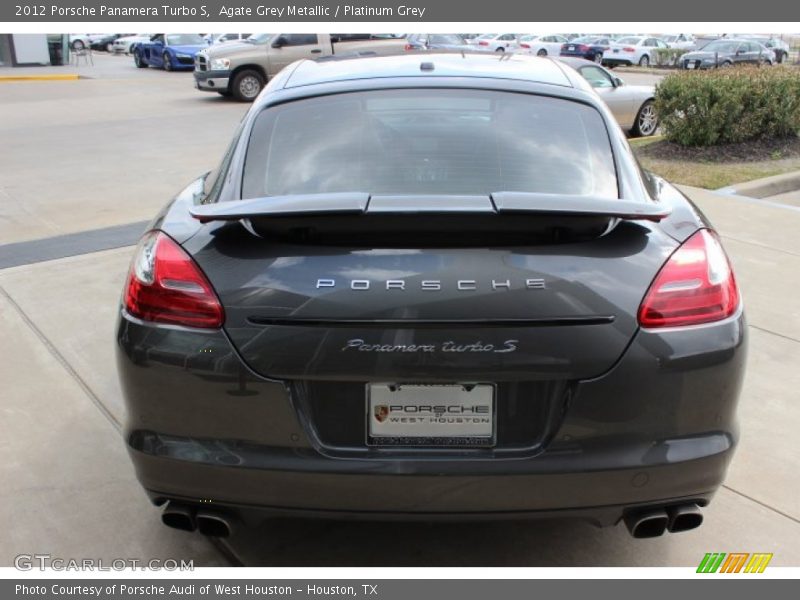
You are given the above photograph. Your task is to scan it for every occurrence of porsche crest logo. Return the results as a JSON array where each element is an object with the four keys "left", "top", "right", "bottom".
[{"left": 374, "top": 405, "right": 389, "bottom": 423}]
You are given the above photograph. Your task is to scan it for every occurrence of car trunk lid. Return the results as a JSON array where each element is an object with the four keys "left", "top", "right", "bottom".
[{"left": 185, "top": 194, "right": 676, "bottom": 382}]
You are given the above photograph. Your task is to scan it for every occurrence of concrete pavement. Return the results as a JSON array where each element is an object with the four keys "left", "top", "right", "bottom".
[
  {"left": 0, "top": 55, "right": 798, "bottom": 567},
  {"left": 0, "top": 53, "right": 248, "bottom": 245}
]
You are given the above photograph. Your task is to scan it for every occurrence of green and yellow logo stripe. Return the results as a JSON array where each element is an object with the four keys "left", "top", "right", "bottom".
[{"left": 697, "top": 552, "right": 773, "bottom": 573}]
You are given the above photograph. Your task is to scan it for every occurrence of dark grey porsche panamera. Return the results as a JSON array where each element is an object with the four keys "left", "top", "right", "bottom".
[{"left": 115, "top": 53, "right": 746, "bottom": 539}]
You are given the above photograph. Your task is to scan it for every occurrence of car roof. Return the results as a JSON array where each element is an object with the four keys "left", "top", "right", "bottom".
[
  {"left": 282, "top": 52, "right": 575, "bottom": 91},
  {"left": 704, "top": 38, "right": 751, "bottom": 43}
]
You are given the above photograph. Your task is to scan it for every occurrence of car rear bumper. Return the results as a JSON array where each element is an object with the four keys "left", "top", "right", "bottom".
[
  {"left": 131, "top": 430, "right": 727, "bottom": 523},
  {"left": 117, "top": 309, "right": 746, "bottom": 521},
  {"left": 560, "top": 51, "right": 596, "bottom": 59},
  {"left": 602, "top": 57, "right": 634, "bottom": 65}
]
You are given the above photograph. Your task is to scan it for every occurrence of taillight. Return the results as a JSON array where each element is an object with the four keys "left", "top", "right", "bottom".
[
  {"left": 577, "top": 44, "right": 590, "bottom": 52},
  {"left": 638, "top": 230, "right": 739, "bottom": 328},
  {"left": 123, "top": 231, "right": 224, "bottom": 329},
  {"left": 479, "top": 41, "right": 489, "bottom": 46},
  {"left": 404, "top": 44, "right": 414, "bottom": 51},
  {"left": 623, "top": 46, "right": 636, "bottom": 52}
]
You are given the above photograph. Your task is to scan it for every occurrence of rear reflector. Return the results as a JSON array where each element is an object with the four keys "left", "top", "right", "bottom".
[
  {"left": 638, "top": 229, "right": 739, "bottom": 328},
  {"left": 123, "top": 231, "right": 224, "bottom": 329}
]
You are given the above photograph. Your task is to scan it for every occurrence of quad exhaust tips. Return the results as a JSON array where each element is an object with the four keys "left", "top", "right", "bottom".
[
  {"left": 160, "top": 502, "right": 234, "bottom": 538},
  {"left": 624, "top": 503, "right": 704, "bottom": 538}
]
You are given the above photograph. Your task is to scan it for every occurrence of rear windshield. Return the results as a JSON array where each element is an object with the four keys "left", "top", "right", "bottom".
[{"left": 242, "top": 89, "right": 618, "bottom": 199}]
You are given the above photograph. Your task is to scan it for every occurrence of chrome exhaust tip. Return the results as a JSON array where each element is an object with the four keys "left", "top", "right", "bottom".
[
  {"left": 623, "top": 509, "right": 669, "bottom": 538},
  {"left": 195, "top": 511, "right": 233, "bottom": 538},
  {"left": 667, "top": 503, "right": 703, "bottom": 533},
  {"left": 161, "top": 502, "right": 195, "bottom": 532}
]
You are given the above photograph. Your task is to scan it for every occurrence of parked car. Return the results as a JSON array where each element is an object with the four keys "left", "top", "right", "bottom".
[
  {"left": 663, "top": 34, "right": 696, "bottom": 50},
  {"left": 208, "top": 33, "right": 253, "bottom": 45},
  {"left": 404, "top": 34, "right": 471, "bottom": 52},
  {"left": 112, "top": 34, "right": 152, "bottom": 55},
  {"left": 559, "top": 36, "right": 614, "bottom": 63},
  {"left": 743, "top": 37, "right": 790, "bottom": 63},
  {"left": 194, "top": 33, "right": 407, "bottom": 101},
  {"left": 557, "top": 57, "right": 658, "bottom": 136},
  {"left": 681, "top": 39, "right": 775, "bottom": 69},
  {"left": 465, "top": 34, "right": 487, "bottom": 45},
  {"left": 89, "top": 34, "right": 124, "bottom": 52},
  {"left": 473, "top": 33, "right": 519, "bottom": 52},
  {"left": 133, "top": 34, "right": 208, "bottom": 71},
  {"left": 68, "top": 34, "right": 109, "bottom": 50},
  {"left": 518, "top": 35, "right": 569, "bottom": 57},
  {"left": 603, "top": 36, "right": 670, "bottom": 67},
  {"left": 118, "top": 52, "right": 745, "bottom": 539}
]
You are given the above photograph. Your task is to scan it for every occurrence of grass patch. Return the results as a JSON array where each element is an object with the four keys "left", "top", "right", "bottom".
[{"left": 631, "top": 136, "right": 800, "bottom": 189}]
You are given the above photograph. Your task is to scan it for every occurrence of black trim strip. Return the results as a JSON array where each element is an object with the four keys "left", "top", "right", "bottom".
[
  {"left": 0, "top": 221, "right": 149, "bottom": 269},
  {"left": 247, "top": 316, "right": 615, "bottom": 328}
]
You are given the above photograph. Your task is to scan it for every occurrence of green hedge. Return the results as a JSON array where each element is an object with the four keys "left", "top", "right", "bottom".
[{"left": 654, "top": 66, "right": 800, "bottom": 146}]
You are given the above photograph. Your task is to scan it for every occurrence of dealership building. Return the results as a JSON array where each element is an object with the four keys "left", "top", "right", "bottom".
[{"left": 0, "top": 34, "right": 70, "bottom": 68}]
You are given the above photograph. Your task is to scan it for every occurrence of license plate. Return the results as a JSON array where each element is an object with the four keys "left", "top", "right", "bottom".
[
  {"left": 367, "top": 383, "right": 495, "bottom": 447},
  {"left": 686, "top": 62, "right": 696, "bottom": 69},
  {"left": 613, "top": 48, "right": 619, "bottom": 53},
  {"left": 568, "top": 45, "right": 575, "bottom": 51}
]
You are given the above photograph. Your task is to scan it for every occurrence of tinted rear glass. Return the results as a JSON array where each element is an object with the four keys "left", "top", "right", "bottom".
[{"left": 242, "top": 89, "right": 618, "bottom": 199}]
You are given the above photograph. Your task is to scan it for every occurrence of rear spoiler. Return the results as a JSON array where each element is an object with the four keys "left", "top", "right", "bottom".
[{"left": 189, "top": 192, "right": 671, "bottom": 223}]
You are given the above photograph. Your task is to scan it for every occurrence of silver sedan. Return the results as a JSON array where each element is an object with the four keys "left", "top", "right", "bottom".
[{"left": 557, "top": 57, "right": 658, "bottom": 137}]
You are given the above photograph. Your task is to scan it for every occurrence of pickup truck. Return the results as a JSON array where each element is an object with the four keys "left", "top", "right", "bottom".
[{"left": 193, "top": 33, "right": 406, "bottom": 101}]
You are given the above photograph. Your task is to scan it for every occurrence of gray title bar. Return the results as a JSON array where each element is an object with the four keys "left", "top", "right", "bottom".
[
  {"left": 3, "top": 579, "right": 796, "bottom": 600},
  {"left": 3, "top": 0, "right": 799, "bottom": 22}
]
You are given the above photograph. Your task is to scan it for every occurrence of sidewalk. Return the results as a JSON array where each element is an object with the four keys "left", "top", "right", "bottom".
[{"left": 0, "top": 51, "right": 173, "bottom": 81}]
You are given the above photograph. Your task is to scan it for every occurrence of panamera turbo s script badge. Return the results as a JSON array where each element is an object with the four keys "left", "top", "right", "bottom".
[{"left": 342, "top": 339, "right": 519, "bottom": 353}]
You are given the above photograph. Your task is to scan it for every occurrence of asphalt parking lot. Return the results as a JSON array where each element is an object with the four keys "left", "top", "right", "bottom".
[{"left": 1, "top": 52, "right": 799, "bottom": 567}]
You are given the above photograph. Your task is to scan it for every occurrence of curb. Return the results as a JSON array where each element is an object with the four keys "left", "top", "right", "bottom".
[
  {"left": 716, "top": 170, "right": 800, "bottom": 199},
  {"left": 613, "top": 66, "right": 672, "bottom": 75},
  {"left": 0, "top": 74, "right": 80, "bottom": 82},
  {"left": 628, "top": 134, "right": 664, "bottom": 144}
]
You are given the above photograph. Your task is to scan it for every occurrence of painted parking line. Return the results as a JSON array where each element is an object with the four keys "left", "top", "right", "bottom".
[{"left": 0, "top": 221, "right": 148, "bottom": 269}]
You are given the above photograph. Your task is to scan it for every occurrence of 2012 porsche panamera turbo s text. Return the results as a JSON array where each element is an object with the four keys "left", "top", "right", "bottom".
[{"left": 115, "top": 53, "right": 746, "bottom": 539}]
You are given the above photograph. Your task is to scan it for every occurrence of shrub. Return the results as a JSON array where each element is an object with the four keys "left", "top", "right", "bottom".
[
  {"left": 652, "top": 48, "right": 688, "bottom": 66},
  {"left": 654, "top": 66, "right": 800, "bottom": 146}
]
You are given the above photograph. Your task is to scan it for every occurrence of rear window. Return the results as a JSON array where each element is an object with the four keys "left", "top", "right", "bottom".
[{"left": 242, "top": 89, "right": 618, "bottom": 199}]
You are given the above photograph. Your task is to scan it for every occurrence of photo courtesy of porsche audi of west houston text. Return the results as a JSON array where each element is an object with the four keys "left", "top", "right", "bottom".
[{"left": 30, "top": 4, "right": 429, "bottom": 19}]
